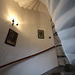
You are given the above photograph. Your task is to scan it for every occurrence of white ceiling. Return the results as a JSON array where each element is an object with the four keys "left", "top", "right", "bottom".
[
  {"left": 14, "top": 0, "right": 41, "bottom": 10},
  {"left": 14, "top": 0, "right": 49, "bottom": 15}
]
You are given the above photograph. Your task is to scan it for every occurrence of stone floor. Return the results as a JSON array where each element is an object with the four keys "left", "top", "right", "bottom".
[{"left": 42, "top": 64, "right": 75, "bottom": 75}]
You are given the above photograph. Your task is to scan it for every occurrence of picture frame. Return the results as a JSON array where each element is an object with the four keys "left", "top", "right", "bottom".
[
  {"left": 5, "top": 29, "right": 18, "bottom": 46},
  {"left": 38, "top": 30, "right": 44, "bottom": 39}
]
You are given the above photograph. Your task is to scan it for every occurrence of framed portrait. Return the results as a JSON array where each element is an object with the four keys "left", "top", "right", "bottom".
[
  {"left": 38, "top": 30, "right": 44, "bottom": 39},
  {"left": 5, "top": 29, "right": 18, "bottom": 46}
]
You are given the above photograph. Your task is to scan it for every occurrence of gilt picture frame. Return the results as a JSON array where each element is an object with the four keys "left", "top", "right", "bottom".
[
  {"left": 38, "top": 30, "right": 44, "bottom": 39},
  {"left": 5, "top": 29, "right": 18, "bottom": 46}
]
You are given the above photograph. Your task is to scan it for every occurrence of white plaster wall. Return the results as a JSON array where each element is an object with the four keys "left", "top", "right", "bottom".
[
  {"left": 0, "top": 0, "right": 58, "bottom": 75},
  {"left": 0, "top": 49, "right": 57, "bottom": 75}
]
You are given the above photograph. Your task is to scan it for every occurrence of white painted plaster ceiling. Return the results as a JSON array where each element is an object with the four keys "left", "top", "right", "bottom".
[
  {"left": 14, "top": 0, "right": 49, "bottom": 15},
  {"left": 14, "top": 0, "right": 41, "bottom": 10}
]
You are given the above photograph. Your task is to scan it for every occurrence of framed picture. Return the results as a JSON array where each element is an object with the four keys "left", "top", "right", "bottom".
[
  {"left": 38, "top": 30, "right": 44, "bottom": 39},
  {"left": 5, "top": 29, "right": 18, "bottom": 46}
]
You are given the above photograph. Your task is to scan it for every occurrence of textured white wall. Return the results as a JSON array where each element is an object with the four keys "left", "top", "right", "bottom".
[
  {"left": 0, "top": 49, "right": 57, "bottom": 75},
  {"left": 0, "top": 0, "right": 58, "bottom": 75}
]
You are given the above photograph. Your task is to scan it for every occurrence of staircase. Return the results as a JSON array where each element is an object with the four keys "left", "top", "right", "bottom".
[
  {"left": 39, "top": 0, "right": 75, "bottom": 65},
  {"left": 51, "top": 21, "right": 69, "bottom": 66},
  {"left": 14, "top": 0, "right": 75, "bottom": 65}
]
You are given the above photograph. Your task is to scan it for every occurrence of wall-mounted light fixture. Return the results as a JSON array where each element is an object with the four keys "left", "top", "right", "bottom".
[
  {"left": 12, "top": 19, "right": 18, "bottom": 26},
  {"left": 12, "top": 19, "right": 14, "bottom": 26}
]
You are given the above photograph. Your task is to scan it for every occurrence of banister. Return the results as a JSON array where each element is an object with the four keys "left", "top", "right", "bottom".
[{"left": 0, "top": 46, "right": 55, "bottom": 68}]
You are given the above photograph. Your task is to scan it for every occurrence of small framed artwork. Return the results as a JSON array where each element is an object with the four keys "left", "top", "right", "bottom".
[
  {"left": 38, "top": 30, "right": 44, "bottom": 39},
  {"left": 5, "top": 29, "right": 18, "bottom": 46}
]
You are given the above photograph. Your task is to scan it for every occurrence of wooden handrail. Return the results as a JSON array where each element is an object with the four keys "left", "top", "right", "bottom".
[{"left": 0, "top": 46, "right": 55, "bottom": 68}]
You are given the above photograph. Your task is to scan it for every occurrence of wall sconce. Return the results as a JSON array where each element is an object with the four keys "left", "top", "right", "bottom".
[
  {"left": 12, "top": 19, "right": 18, "bottom": 26},
  {"left": 12, "top": 19, "right": 14, "bottom": 26}
]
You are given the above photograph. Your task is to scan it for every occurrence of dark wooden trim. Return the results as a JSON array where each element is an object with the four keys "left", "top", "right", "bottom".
[
  {"left": 56, "top": 44, "right": 62, "bottom": 47},
  {"left": 53, "top": 32, "right": 58, "bottom": 36},
  {"left": 57, "top": 55, "right": 66, "bottom": 58},
  {"left": 0, "top": 46, "right": 55, "bottom": 68}
]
